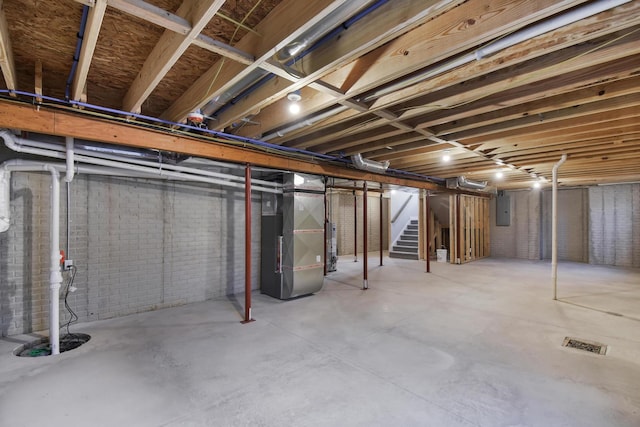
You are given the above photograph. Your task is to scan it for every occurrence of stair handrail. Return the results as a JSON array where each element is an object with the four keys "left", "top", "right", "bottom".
[{"left": 391, "top": 194, "right": 413, "bottom": 223}]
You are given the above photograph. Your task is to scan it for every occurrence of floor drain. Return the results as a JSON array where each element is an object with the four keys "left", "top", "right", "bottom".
[
  {"left": 14, "top": 333, "right": 91, "bottom": 357},
  {"left": 562, "top": 337, "right": 607, "bottom": 355}
]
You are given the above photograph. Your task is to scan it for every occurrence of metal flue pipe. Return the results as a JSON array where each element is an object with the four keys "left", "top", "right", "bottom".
[{"left": 552, "top": 154, "right": 568, "bottom": 300}]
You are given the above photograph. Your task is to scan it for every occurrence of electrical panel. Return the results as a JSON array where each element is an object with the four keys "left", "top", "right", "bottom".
[{"left": 496, "top": 191, "right": 511, "bottom": 226}]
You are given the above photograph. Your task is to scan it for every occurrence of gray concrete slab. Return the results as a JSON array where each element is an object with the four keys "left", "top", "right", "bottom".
[{"left": 1, "top": 257, "right": 639, "bottom": 426}]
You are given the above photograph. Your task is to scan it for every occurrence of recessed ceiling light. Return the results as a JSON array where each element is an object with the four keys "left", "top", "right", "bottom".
[
  {"left": 289, "top": 102, "right": 300, "bottom": 114},
  {"left": 442, "top": 149, "right": 451, "bottom": 162}
]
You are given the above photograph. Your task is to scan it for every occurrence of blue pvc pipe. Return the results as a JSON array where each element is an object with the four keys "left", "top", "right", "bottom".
[
  {"left": 65, "top": 5, "right": 90, "bottom": 100},
  {"left": 0, "top": 89, "right": 443, "bottom": 183}
]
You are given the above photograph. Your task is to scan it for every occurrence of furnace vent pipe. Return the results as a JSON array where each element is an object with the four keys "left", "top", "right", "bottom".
[
  {"left": 552, "top": 153, "right": 567, "bottom": 300},
  {"left": 351, "top": 153, "right": 390, "bottom": 174}
]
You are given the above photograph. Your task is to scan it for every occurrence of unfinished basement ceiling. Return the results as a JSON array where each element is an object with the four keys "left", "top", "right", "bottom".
[{"left": 1, "top": 0, "right": 639, "bottom": 189}]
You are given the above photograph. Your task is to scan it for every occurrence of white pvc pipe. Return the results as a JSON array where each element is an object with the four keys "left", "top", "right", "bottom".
[
  {"left": 45, "top": 165, "right": 63, "bottom": 355},
  {"left": 2, "top": 131, "right": 280, "bottom": 189},
  {"left": 65, "top": 136, "right": 74, "bottom": 183},
  {"left": 1, "top": 161, "right": 63, "bottom": 354},
  {"left": 0, "top": 131, "right": 280, "bottom": 194},
  {"left": 552, "top": 153, "right": 567, "bottom": 300}
]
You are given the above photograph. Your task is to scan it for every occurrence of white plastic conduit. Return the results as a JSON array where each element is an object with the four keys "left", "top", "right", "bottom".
[
  {"left": 65, "top": 136, "right": 74, "bottom": 183},
  {"left": 0, "top": 130, "right": 281, "bottom": 194},
  {"left": 1, "top": 161, "right": 63, "bottom": 354},
  {"left": 552, "top": 153, "right": 567, "bottom": 300}
]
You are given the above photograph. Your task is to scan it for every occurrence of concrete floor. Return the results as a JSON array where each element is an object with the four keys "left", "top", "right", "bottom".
[{"left": 1, "top": 257, "right": 639, "bottom": 426}]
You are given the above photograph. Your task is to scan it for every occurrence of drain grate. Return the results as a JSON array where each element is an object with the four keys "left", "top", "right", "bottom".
[{"left": 563, "top": 337, "right": 607, "bottom": 355}]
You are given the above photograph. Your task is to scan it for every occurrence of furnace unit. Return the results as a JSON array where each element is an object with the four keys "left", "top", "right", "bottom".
[{"left": 261, "top": 173, "right": 325, "bottom": 299}]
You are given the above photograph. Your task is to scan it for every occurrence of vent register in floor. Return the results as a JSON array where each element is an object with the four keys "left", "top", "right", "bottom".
[{"left": 563, "top": 337, "right": 607, "bottom": 355}]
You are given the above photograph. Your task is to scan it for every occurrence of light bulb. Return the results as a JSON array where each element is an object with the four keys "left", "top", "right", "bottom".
[
  {"left": 289, "top": 102, "right": 300, "bottom": 114},
  {"left": 442, "top": 150, "right": 451, "bottom": 162},
  {"left": 495, "top": 171, "right": 504, "bottom": 179},
  {"left": 533, "top": 181, "right": 541, "bottom": 189}
]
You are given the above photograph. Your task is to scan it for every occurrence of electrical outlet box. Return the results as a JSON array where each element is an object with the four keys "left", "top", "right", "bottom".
[{"left": 64, "top": 259, "right": 74, "bottom": 270}]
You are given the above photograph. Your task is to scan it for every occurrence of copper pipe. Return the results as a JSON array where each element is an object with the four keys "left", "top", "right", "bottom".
[
  {"left": 379, "top": 193, "right": 383, "bottom": 266},
  {"left": 242, "top": 164, "right": 254, "bottom": 323},
  {"left": 363, "top": 182, "right": 368, "bottom": 289},
  {"left": 426, "top": 190, "right": 431, "bottom": 273}
]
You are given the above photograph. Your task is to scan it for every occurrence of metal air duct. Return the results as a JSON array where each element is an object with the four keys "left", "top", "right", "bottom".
[
  {"left": 446, "top": 176, "right": 488, "bottom": 190},
  {"left": 351, "top": 153, "right": 390, "bottom": 173}
]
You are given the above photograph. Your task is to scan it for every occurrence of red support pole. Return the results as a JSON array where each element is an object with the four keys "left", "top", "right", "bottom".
[
  {"left": 379, "top": 193, "right": 383, "bottom": 266},
  {"left": 354, "top": 190, "right": 358, "bottom": 262},
  {"left": 426, "top": 190, "right": 431, "bottom": 273},
  {"left": 363, "top": 182, "right": 368, "bottom": 289},
  {"left": 242, "top": 164, "right": 254, "bottom": 323},
  {"left": 457, "top": 194, "right": 462, "bottom": 265},
  {"left": 324, "top": 190, "right": 328, "bottom": 276}
]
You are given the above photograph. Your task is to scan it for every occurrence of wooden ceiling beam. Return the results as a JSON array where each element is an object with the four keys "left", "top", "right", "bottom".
[
  {"left": 0, "top": 0, "right": 17, "bottom": 95},
  {"left": 71, "top": 0, "right": 107, "bottom": 101},
  {"left": 122, "top": 0, "right": 225, "bottom": 114},
  {"left": 237, "top": 0, "right": 591, "bottom": 141},
  {"left": 81, "top": 0, "right": 256, "bottom": 65},
  {"left": 161, "top": 0, "right": 356, "bottom": 123},
  {"left": 462, "top": 104, "right": 640, "bottom": 146},
  {"left": 0, "top": 101, "right": 440, "bottom": 190},
  {"left": 434, "top": 74, "right": 640, "bottom": 137},
  {"left": 213, "top": 0, "right": 461, "bottom": 130},
  {"left": 265, "top": 5, "right": 640, "bottom": 152},
  {"left": 448, "top": 92, "right": 640, "bottom": 141}
]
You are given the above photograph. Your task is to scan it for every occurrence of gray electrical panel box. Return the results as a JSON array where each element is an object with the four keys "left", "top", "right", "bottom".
[{"left": 496, "top": 191, "right": 511, "bottom": 226}]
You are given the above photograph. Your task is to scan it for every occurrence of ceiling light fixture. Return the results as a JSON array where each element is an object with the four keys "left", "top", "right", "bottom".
[
  {"left": 533, "top": 181, "right": 541, "bottom": 189},
  {"left": 442, "top": 149, "right": 451, "bottom": 162},
  {"left": 287, "top": 90, "right": 302, "bottom": 114},
  {"left": 495, "top": 171, "right": 504, "bottom": 179}
]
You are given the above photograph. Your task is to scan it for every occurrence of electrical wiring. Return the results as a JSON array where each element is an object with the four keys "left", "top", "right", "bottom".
[{"left": 61, "top": 265, "right": 78, "bottom": 337}]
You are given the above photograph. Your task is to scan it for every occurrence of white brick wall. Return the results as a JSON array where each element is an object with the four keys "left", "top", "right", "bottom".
[
  {"left": 491, "top": 185, "right": 639, "bottom": 267},
  {"left": 327, "top": 192, "right": 388, "bottom": 257},
  {"left": 541, "top": 189, "right": 588, "bottom": 262},
  {"left": 589, "top": 184, "right": 640, "bottom": 267},
  {"left": 490, "top": 190, "right": 540, "bottom": 260},
  {"left": 0, "top": 172, "right": 261, "bottom": 336}
]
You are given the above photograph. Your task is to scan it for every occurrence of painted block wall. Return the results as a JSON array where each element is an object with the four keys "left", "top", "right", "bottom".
[
  {"left": 490, "top": 184, "right": 640, "bottom": 267},
  {"left": 327, "top": 192, "right": 388, "bottom": 257},
  {"left": 0, "top": 172, "right": 261, "bottom": 337},
  {"left": 490, "top": 190, "right": 541, "bottom": 259},
  {"left": 589, "top": 184, "right": 640, "bottom": 267},
  {"left": 541, "top": 188, "right": 589, "bottom": 262}
]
